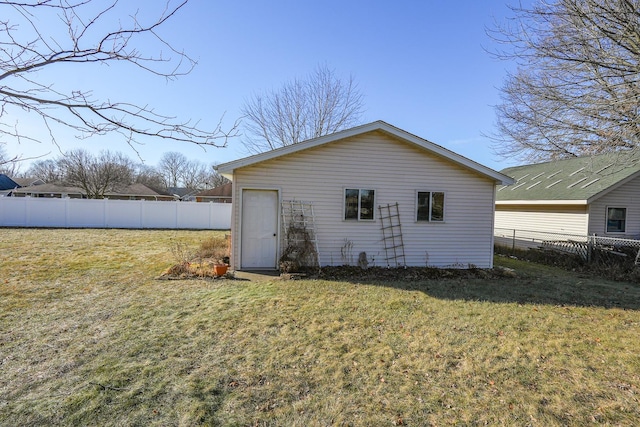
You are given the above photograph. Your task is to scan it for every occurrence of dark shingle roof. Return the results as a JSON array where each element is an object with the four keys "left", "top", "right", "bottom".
[
  {"left": 12, "top": 177, "right": 45, "bottom": 187},
  {"left": 0, "top": 174, "right": 19, "bottom": 190},
  {"left": 13, "top": 183, "right": 84, "bottom": 195},
  {"left": 195, "top": 183, "right": 232, "bottom": 197},
  {"left": 497, "top": 151, "right": 640, "bottom": 202},
  {"left": 12, "top": 183, "right": 161, "bottom": 197}
]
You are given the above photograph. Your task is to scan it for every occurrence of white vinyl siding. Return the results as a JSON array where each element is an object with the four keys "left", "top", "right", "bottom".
[
  {"left": 494, "top": 205, "right": 589, "bottom": 236},
  {"left": 231, "top": 130, "right": 497, "bottom": 268},
  {"left": 588, "top": 175, "right": 640, "bottom": 237}
]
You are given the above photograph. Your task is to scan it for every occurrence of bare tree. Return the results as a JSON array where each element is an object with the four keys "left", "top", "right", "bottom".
[
  {"left": 156, "top": 151, "right": 211, "bottom": 190},
  {"left": 26, "top": 158, "right": 63, "bottom": 182},
  {"left": 241, "top": 65, "right": 365, "bottom": 154},
  {"left": 206, "top": 166, "right": 230, "bottom": 188},
  {"left": 489, "top": 0, "right": 640, "bottom": 161},
  {"left": 134, "top": 164, "right": 165, "bottom": 192},
  {"left": 59, "top": 149, "right": 135, "bottom": 198},
  {"left": 157, "top": 151, "right": 188, "bottom": 189},
  {"left": 0, "top": 0, "right": 238, "bottom": 159},
  {"left": 180, "top": 160, "right": 208, "bottom": 190},
  {"left": 0, "top": 144, "right": 19, "bottom": 175}
]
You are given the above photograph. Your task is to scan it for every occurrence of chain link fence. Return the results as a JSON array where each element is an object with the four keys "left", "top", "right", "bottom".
[{"left": 494, "top": 227, "right": 640, "bottom": 262}]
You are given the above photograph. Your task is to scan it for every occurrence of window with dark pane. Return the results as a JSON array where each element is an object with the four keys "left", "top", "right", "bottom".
[
  {"left": 344, "top": 188, "right": 375, "bottom": 221},
  {"left": 417, "top": 191, "right": 430, "bottom": 221},
  {"left": 417, "top": 191, "right": 445, "bottom": 222},
  {"left": 344, "top": 189, "right": 359, "bottom": 220},
  {"left": 431, "top": 192, "right": 444, "bottom": 221},
  {"left": 606, "top": 207, "right": 626, "bottom": 233},
  {"left": 359, "top": 189, "right": 375, "bottom": 220}
]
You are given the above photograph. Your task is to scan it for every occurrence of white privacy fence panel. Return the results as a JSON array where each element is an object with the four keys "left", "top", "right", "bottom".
[{"left": 0, "top": 198, "right": 231, "bottom": 229}]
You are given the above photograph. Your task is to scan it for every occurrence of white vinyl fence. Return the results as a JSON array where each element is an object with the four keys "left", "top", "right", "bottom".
[{"left": 0, "top": 197, "right": 231, "bottom": 229}]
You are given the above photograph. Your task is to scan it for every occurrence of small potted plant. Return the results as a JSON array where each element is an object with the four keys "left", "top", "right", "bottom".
[
  {"left": 213, "top": 255, "right": 230, "bottom": 277},
  {"left": 197, "top": 235, "right": 230, "bottom": 277}
]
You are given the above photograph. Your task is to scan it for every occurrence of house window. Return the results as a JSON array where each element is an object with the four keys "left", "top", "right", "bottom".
[
  {"left": 345, "top": 189, "right": 375, "bottom": 220},
  {"left": 606, "top": 207, "right": 626, "bottom": 233},
  {"left": 417, "top": 191, "right": 445, "bottom": 222}
]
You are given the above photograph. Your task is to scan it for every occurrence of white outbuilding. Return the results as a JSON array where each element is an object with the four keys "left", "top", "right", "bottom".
[{"left": 217, "top": 121, "right": 513, "bottom": 271}]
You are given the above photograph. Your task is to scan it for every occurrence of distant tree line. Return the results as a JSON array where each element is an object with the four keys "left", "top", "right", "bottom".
[{"left": 7, "top": 150, "right": 228, "bottom": 199}]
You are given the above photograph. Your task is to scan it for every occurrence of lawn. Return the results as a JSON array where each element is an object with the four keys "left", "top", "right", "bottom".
[{"left": 1, "top": 228, "right": 639, "bottom": 426}]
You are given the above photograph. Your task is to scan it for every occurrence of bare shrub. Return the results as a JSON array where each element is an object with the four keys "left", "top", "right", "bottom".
[
  {"left": 164, "top": 235, "right": 231, "bottom": 279},
  {"left": 170, "top": 241, "right": 194, "bottom": 265},
  {"left": 196, "top": 235, "right": 230, "bottom": 264},
  {"left": 280, "top": 225, "right": 318, "bottom": 272}
]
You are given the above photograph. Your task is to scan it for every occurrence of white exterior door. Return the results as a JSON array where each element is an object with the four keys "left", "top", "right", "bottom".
[{"left": 241, "top": 189, "right": 279, "bottom": 269}]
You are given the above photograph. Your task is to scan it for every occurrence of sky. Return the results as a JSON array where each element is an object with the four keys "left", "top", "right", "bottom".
[{"left": 2, "top": 0, "right": 526, "bottom": 173}]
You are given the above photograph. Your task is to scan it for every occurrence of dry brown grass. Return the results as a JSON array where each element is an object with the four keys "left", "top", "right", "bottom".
[{"left": 1, "top": 229, "right": 639, "bottom": 426}]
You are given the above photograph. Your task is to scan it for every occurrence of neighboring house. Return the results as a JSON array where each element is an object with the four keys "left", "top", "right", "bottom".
[
  {"left": 0, "top": 175, "right": 46, "bottom": 196},
  {"left": 12, "top": 183, "right": 85, "bottom": 198},
  {"left": 107, "top": 183, "right": 174, "bottom": 201},
  {"left": 195, "top": 183, "right": 232, "bottom": 203},
  {"left": 495, "top": 151, "right": 640, "bottom": 239},
  {"left": 217, "top": 121, "right": 514, "bottom": 270},
  {"left": 12, "top": 177, "right": 45, "bottom": 187},
  {"left": 11, "top": 182, "right": 172, "bottom": 200},
  {"left": 167, "top": 187, "right": 198, "bottom": 201}
]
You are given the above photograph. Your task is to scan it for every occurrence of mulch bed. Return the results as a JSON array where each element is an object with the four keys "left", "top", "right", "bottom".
[{"left": 299, "top": 265, "right": 515, "bottom": 281}]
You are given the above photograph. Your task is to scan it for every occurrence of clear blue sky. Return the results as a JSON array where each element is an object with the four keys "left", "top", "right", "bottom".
[{"left": 4, "top": 0, "right": 525, "bottom": 172}]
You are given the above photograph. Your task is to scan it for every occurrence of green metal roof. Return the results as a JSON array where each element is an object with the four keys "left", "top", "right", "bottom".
[{"left": 497, "top": 151, "right": 640, "bottom": 203}]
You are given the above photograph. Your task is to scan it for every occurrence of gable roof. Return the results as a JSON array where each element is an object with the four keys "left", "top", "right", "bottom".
[
  {"left": 0, "top": 174, "right": 20, "bottom": 190},
  {"left": 195, "top": 183, "right": 232, "bottom": 197},
  {"left": 13, "top": 183, "right": 85, "bottom": 196},
  {"left": 496, "top": 151, "right": 640, "bottom": 205},
  {"left": 217, "top": 121, "right": 514, "bottom": 185},
  {"left": 113, "top": 183, "right": 163, "bottom": 197},
  {"left": 12, "top": 177, "right": 45, "bottom": 187}
]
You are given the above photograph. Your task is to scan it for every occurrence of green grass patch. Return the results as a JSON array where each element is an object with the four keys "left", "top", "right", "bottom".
[{"left": 1, "top": 229, "right": 639, "bottom": 426}]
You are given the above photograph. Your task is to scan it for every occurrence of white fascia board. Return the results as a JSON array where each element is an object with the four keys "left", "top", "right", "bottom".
[
  {"left": 376, "top": 124, "right": 515, "bottom": 185},
  {"left": 496, "top": 200, "right": 588, "bottom": 206},
  {"left": 217, "top": 121, "right": 515, "bottom": 185}
]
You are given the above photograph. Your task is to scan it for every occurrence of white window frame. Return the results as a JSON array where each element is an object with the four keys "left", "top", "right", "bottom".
[
  {"left": 416, "top": 190, "right": 445, "bottom": 222},
  {"left": 344, "top": 188, "right": 376, "bottom": 221},
  {"left": 606, "top": 206, "right": 627, "bottom": 233}
]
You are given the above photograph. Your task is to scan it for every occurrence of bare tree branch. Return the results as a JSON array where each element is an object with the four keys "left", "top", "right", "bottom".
[
  {"left": 489, "top": 0, "right": 640, "bottom": 162},
  {"left": 0, "top": 0, "right": 239, "bottom": 157}
]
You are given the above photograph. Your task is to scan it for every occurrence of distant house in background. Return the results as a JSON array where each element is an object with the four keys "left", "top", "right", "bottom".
[
  {"left": 495, "top": 152, "right": 640, "bottom": 239},
  {"left": 195, "top": 183, "right": 232, "bottom": 203},
  {"left": 166, "top": 187, "right": 198, "bottom": 201},
  {"left": 12, "top": 182, "right": 172, "bottom": 200},
  {"left": 11, "top": 183, "right": 85, "bottom": 198},
  {"left": 12, "top": 177, "right": 46, "bottom": 187},
  {"left": 218, "top": 121, "right": 513, "bottom": 271}
]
